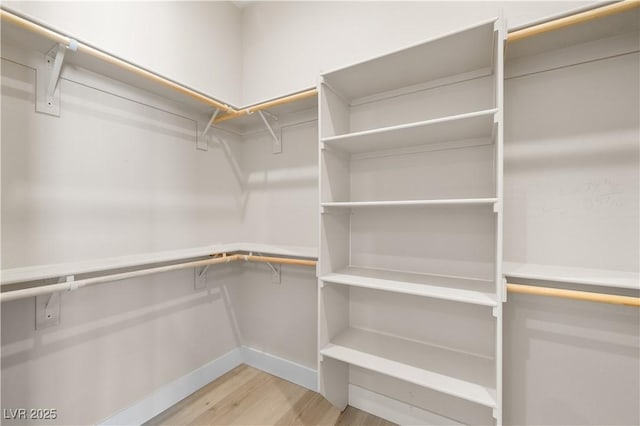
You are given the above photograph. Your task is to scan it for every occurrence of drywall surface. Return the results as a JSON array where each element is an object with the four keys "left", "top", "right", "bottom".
[
  {"left": 504, "top": 52, "right": 639, "bottom": 273},
  {"left": 233, "top": 113, "right": 319, "bottom": 368},
  {"left": 240, "top": 1, "right": 595, "bottom": 105},
  {"left": 504, "top": 293, "right": 639, "bottom": 425},
  {"left": 239, "top": 119, "right": 318, "bottom": 248},
  {"left": 502, "top": 37, "right": 639, "bottom": 425},
  {"left": 3, "top": 1, "right": 243, "bottom": 106},
  {"left": 0, "top": 51, "right": 245, "bottom": 424}
]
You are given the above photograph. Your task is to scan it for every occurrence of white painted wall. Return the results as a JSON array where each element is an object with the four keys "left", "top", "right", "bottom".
[
  {"left": 3, "top": 1, "right": 243, "bottom": 106},
  {"left": 240, "top": 1, "right": 596, "bottom": 105},
  {"left": 1, "top": 2, "right": 638, "bottom": 426},
  {"left": 231, "top": 113, "right": 319, "bottom": 369},
  {"left": 0, "top": 47, "right": 245, "bottom": 424}
]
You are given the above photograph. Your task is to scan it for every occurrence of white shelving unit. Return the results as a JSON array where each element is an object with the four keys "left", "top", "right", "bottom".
[{"left": 318, "top": 18, "right": 505, "bottom": 425}]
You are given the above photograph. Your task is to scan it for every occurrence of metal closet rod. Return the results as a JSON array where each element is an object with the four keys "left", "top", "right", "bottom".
[{"left": 0, "top": 253, "right": 317, "bottom": 303}]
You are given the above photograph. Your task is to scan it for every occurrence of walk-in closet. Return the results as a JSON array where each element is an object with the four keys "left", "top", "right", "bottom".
[{"left": 1, "top": 1, "right": 638, "bottom": 425}]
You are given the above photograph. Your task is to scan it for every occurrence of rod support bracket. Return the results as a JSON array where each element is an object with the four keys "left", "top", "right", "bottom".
[
  {"left": 36, "top": 275, "right": 72, "bottom": 330},
  {"left": 195, "top": 265, "right": 209, "bottom": 289},
  {"left": 198, "top": 108, "right": 221, "bottom": 151},
  {"left": 270, "top": 263, "right": 281, "bottom": 284},
  {"left": 257, "top": 111, "right": 282, "bottom": 154},
  {"left": 36, "top": 41, "right": 76, "bottom": 116}
]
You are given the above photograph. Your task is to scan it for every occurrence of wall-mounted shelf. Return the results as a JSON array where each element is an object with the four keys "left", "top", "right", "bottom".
[
  {"left": 321, "top": 267, "right": 497, "bottom": 306},
  {"left": 1, "top": 243, "right": 318, "bottom": 286},
  {"left": 0, "top": 8, "right": 319, "bottom": 126},
  {"left": 503, "top": 262, "right": 640, "bottom": 290},
  {"left": 320, "top": 328, "right": 497, "bottom": 408},
  {"left": 507, "top": 1, "right": 640, "bottom": 58}
]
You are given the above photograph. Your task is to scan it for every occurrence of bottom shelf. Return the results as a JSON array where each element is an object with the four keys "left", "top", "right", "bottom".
[{"left": 320, "top": 328, "right": 497, "bottom": 408}]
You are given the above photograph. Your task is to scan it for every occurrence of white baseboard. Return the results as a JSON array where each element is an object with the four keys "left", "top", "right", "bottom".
[
  {"left": 99, "top": 346, "right": 317, "bottom": 425},
  {"left": 98, "top": 347, "right": 244, "bottom": 425},
  {"left": 348, "top": 384, "right": 462, "bottom": 426},
  {"left": 240, "top": 346, "right": 317, "bottom": 392}
]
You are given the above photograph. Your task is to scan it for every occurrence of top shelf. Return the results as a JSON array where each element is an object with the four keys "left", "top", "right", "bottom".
[
  {"left": 507, "top": 3, "right": 640, "bottom": 60},
  {"left": 0, "top": 8, "right": 229, "bottom": 114},
  {"left": 321, "top": 18, "right": 498, "bottom": 101}
]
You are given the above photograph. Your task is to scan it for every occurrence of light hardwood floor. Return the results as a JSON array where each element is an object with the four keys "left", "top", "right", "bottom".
[{"left": 145, "top": 364, "right": 396, "bottom": 425}]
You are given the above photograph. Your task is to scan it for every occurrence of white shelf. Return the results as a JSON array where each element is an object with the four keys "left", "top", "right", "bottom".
[
  {"left": 322, "top": 109, "right": 497, "bottom": 154},
  {"left": 322, "top": 18, "right": 497, "bottom": 100},
  {"left": 507, "top": 5, "right": 640, "bottom": 60},
  {"left": 322, "top": 198, "right": 498, "bottom": 210},
  {"left": 1, "top": 243, "right": 318, "bottom": 286},
  {"left": 0, "top": 8, "right": 229, "bottom": 114},
  {"left": 320, "top": 328, "right": 497, "bottom": 408},
  {"left": 504, "top": 262, "right": 640, "bottom": 290},
  {"left": 321, "top": 267, "right": 497, "bottom": 307}
]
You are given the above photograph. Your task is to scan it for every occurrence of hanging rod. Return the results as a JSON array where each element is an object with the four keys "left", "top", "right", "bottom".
[
  {"left": 507, "top": 283, "right": 640, "bottom": 307},
  {"left": 213, "top": 89, "right": 318, "bottom": 124},
  {"left": 0, "top": 8, "right": 233, "bottom": 113},
  {"left": 507, "top": 0, "right": 640, "bottom": 43},
  {"left": 0, "top": 253, "right": 317, "bottom": 303},
  {"left": 239, "top": 254, "right": 316, "bottom": 267}
]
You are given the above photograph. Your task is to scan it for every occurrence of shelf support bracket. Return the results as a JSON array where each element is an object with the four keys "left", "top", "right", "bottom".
[
  {"left": 36, "top": 40, "right": 78, "bottom": 116},
  {"left": 36, "top": 275, "right": 72, "bottom": 330},
  {"left": 256, "top": 251, "right": 281, "bottom": 283},
  {"left": 266, "top": 261, "right": 281, "bottom": 284},
  {"left": 194, "top": 265, "right": 209, "bottom": 289},
  {"left": 243, "top": 252, "right": 281, "bottom": 283},
  {"left": 197, "top": 108, "right": 220, "bottom": 151},
  {"left": 257, "top": 111, "right": 282, "bottom": 154}
]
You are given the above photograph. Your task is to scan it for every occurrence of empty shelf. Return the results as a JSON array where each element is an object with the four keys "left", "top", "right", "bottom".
[
  {"left": 321, "top": 198, "right": 498, "bottom": 209},
  {"left": 503, "top": 262, "right": 640, "bottom": 290},
  {"left": 321, "top": 267, "right": 497, "bottom": 306},
  {"left": 322, "top": 19, "right": 497, "bottom": 100},
  {"left": 322, "top": 109, "right": 497, "bottom": 154},
  {"left": 320, "top": 328, "right": 497, "bottom": 408}
]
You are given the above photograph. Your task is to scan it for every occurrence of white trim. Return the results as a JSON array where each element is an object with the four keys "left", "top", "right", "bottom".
[
  {"left": 98, "top": 347, "right": 318, "bottom": 425},
  {"left": 241, "top": 346, "right": 318, "bottom": 392},
  {"left": 348, "top": 384, "right": 462, "bottom": 426},
  {"left": 98, "top": 347, "right": 244, "bottom": 425}
]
